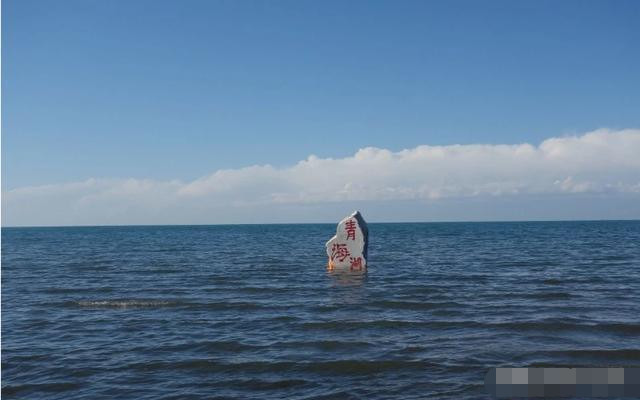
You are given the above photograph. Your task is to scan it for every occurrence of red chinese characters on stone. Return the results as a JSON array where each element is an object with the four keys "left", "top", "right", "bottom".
[
  {"left": 345, "top": 219, "right": 357, "bottom": 240},
  {"left": 330, "top": 243, "right": 350, "bottom": 262},
  {"left": 349, "top": 256, "right": 363, "bottom": 271}
]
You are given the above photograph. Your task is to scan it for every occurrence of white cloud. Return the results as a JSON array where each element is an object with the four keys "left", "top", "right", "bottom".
[{"left": 3, "top": 129, "right": 640, "bottom": 226}]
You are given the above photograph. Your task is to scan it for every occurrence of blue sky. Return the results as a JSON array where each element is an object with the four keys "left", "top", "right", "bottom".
[{"left": 3, "top": 0, "right": 640, "bottom": 225}]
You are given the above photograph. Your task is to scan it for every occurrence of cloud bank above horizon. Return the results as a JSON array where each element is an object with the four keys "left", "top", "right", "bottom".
[{"left": 3, "top": 129, "right": 640, "bottom": 226}]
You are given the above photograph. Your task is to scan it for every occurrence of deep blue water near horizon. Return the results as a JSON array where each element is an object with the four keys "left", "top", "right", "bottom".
[{"left": 2, "top": 221, "right": 640, "bottom": 399}]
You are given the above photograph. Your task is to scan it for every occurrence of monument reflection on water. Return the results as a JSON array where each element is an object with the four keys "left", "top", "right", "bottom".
[
  {"left": 326, "top": 266, "right": 367, "bottom": 307},
  {"left": 326, "top": 265, "right": 367, "bottom": 287}
]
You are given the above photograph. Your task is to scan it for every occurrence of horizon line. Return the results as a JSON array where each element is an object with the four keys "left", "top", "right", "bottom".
[{"left": 2, "top": 217, "right": 639, "bottom": 229}]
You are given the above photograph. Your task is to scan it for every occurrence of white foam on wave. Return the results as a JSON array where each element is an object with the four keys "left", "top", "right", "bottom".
[{"left": 74, "top": 300, "right": 179, "bottom": 308}]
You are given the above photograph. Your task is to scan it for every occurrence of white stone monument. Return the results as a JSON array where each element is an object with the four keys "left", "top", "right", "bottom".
[{"left": 326, "top": 211, "right": 368, "bottom": 272}]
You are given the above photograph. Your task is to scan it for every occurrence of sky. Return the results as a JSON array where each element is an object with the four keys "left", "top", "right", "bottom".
[{"left": 2, "top": 0, "right": 640, "bottom": 226}]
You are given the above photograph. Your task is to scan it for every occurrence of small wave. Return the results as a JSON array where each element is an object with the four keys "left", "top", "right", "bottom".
[
  {"left": 275, "top": 340, "right": 372, "bottom": 351},
  {"left": 300, "top": 320, "right": 432, "bottom": 330},
  {"left": 190, "top": 302, "right": 265, "bottom": 311},
  {"left": 369, "top": 300, "right": 463, "bottom": 310},
  {"left": 431, "top": 309, "right": 464, "bottom": 317},
  {"left": 308, "top": 305, "right": 342, "bottom": 313},
  {"left": 42, "top": 287, "right": 113, "bottom": 294},
  {"left": 69, "top": 299, "right": 267, "bottom": 310},
  {"left": 2, "top": 382, "right": 81, "bottom": 396},
  {"left": 526, "top": 292, "right": 573, "bottom": 300},
  {"left": 305, "top": 359, "right": 436, "bottom": 374},
  {"left": 147, "top": 269, "right": 182, "bottom": 274},
  {"left": 493, "top": 321, "right": 640, "bottom": 335},
  {"left": 234, "top": 286, "right": 301, "bottom": 294},
  {"left": 143, "top": 340, "right": 264, "bottom": 353},
  {"left": 3, "top": 354, "right": 53, "bottom": 363},
  {"left": 543, "top": 277, "right": 607, "bottom": 285},
  {"left": 546, "top": 349, "right": 640, "bottom": 361},
  {"left": 125, "top": 359, "right": 436, "bottom": 375},
  {"left": 396, "top": 345, "right": 428, "bottom": 354},
  {"left": 299, "top": 318, "right": 640, "bottom": 336},
  {"left": 301, "top": 389, "right": 355, "bottom": 400},
  {"left": 222, "top": 378, "right": 309, "bottom": 390}
]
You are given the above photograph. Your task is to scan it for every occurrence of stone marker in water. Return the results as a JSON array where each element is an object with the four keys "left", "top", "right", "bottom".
[{"left": 326, "top": 211, "right": 368, "bottom": 272}]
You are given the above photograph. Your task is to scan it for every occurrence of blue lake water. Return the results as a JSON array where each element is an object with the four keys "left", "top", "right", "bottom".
[{"left": 2, "top": 221, "right": 640, "bottom": 399}]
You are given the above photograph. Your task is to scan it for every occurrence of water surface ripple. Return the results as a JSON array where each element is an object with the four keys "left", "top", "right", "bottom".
[{"left": 2, "top": 221, "right": 640, "bottom": 399}]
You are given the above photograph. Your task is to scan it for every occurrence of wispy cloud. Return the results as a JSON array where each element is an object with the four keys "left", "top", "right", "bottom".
[{"left": 3, "top": 129, "right": 640, "bottom": 226}]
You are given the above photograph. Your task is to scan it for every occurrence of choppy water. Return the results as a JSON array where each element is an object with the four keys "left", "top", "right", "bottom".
[{"left": 2, "top": 221, "right": 640, "bottom": 399}]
